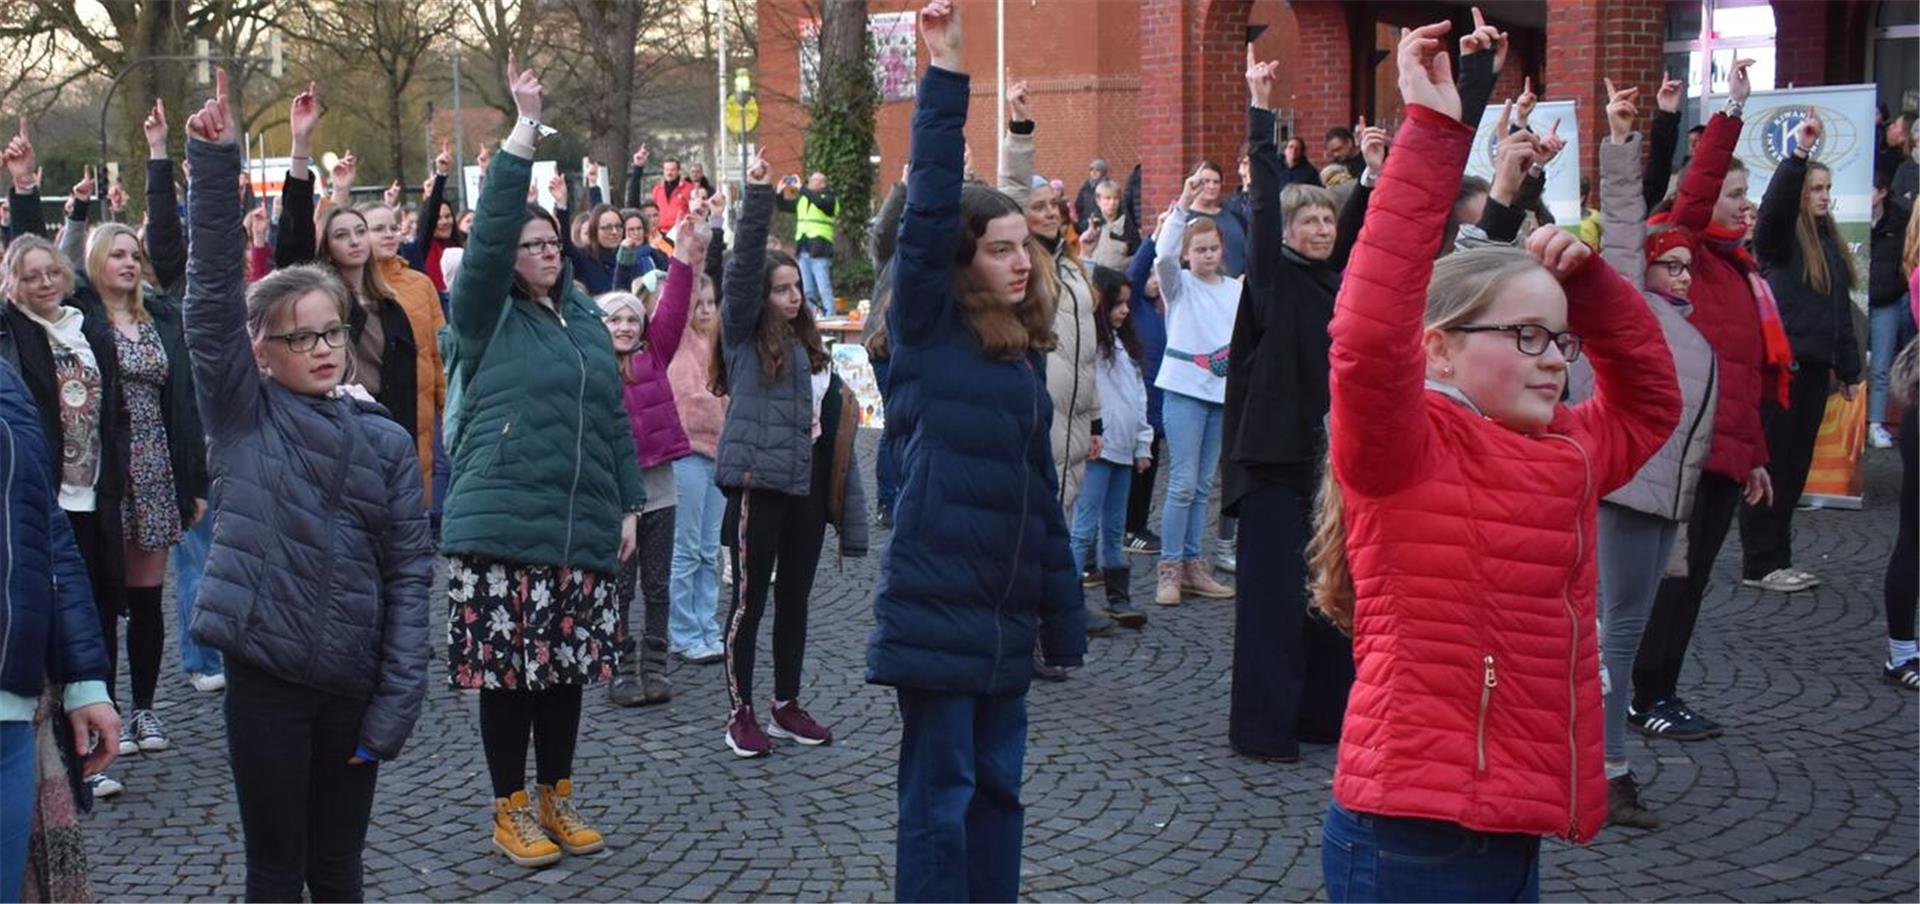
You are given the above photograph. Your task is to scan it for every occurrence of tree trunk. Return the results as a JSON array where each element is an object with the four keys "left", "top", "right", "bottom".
[
  {"left": 386, "top": 77, "right": 408, "bottom": 188},
  {"left": 808, "top": 0, "right": 877, "bottom": 288}
]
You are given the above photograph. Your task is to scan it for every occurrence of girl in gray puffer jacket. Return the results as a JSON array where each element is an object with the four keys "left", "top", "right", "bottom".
[{"left": 180, "top": 74, "right": 432, "bottom": 903}]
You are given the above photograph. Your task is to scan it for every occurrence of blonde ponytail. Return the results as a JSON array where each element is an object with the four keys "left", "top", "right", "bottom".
[{"left": 1307, "top": 450, "right": 1355, "bottom": 634}]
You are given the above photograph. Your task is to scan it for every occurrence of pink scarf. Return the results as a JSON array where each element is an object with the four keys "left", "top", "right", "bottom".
[{"left": 1701, "top": 222, "right": 1796, "bottom": 407}]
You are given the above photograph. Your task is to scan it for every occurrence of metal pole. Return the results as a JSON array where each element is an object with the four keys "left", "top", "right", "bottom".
[
  {"left": 451, "top": 39, "right": 467, "bottom": 210},
  {"left": 996, "top": 0, "right": 1005, "bottom": 180},
  {"left": 717, "top": 0, "right": 728, "bottom": 193}
]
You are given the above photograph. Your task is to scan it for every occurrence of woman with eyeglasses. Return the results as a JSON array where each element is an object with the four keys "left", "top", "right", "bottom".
[
  {"left": 554, "top": 172, "right": 653, "bottom": 296},
  {"left": 0, "top": 131, "right": 136, "bottom": 801},
  {"left": 1310, "top": 25, "right": 1678, "bottom": 899},
  {"left": 1578, "top": 76, "right": 1720, "bottom": 829},
  {"left": 178, "top": 71, "right": 432, "bottom": 901},
  {"left": 274, "top": 83, "right": 420, "bottom": 444},
  {"left": 441, "top": 56, "right": 644, "bottom": 869}
]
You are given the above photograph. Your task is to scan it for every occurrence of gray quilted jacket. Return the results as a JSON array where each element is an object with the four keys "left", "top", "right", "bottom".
[
  {"left": 182, "top": 138, "right": 433, "bottom": 760},
  {"left": 716, "top": 184, "right": 819, "bottom": 496},
  {"left": 1569, "top": 134, "right": 1719, "bottom": 523}
]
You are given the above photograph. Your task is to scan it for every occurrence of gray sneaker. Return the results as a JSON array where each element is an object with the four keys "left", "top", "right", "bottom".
[{"left": 131, "top": 709, "right": 170, "bottom": 752}]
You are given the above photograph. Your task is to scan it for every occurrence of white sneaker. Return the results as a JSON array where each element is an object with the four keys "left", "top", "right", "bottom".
[
  {"left": 1741, "top": 567, "right": 1820, "bottom": 593},
  {"left": 87, "top": 773, "right": 123, "bottom": 799},
  {"left": 1870, "top": 423, "right": 1895, "bottom": 449},
  {"left": 1214, "top": 550, "right": 1238, "bottom": 575},
  {"left": 188, "top": 672, "right": 227, "bottom": 693},
  {"left": 117, "top": 720, "right": 137, "bottom": 756}
]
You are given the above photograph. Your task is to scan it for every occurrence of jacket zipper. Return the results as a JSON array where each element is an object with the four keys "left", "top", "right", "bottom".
[
  {"left": 1060, "top": 259, "right": 1083, "bottom": 509},
  {"left": 1477, "top": 654, "right": 1496, "bottom": 772},
  {"left": 552, "top": 304, "right": 587, "bottom": 564},
  {"left": 1666, "top": 360, "right": 1717, "bottom": 519},
  {"left": 0, "top": 422, "right": 14, "bottom": 683},
  {"left": 1544, "top": 432, "right": 1593, "bottom": 838},
  {"left": 994, "top": 358, "right": 1040, "bottom": 684}
]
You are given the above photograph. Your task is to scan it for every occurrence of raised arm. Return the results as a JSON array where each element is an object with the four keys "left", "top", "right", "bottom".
[
  {"left": 1753, "top": 112, "right": 1818, "bottom": 268},
  {"left": 2, "top": 117, "right": 45, "bottom": 239},
  {"left": 999, "top": 80, "right": 1034, "bottom": 206},
  {"left": 624, "top": 143, "right": 649, "bottom": 209},
  {"left": 888, "top": 13, "right": 968, "bottom": 351},
  {"left": 448, "top": 57, "right": 548, "bottom": 359},
  {"left": 1328, "top": 26, "right": 1468, "bottom": 498},
  {"left": 721, "top": 163, "right": 774, "bottom": 345},
  {"left": 360, "top": 443, "right": 431, "bottom": 761},
  {"left": 1245, "top": 46, "right": 1284, "bottom": 290},
  {"left": 57, "top": 169, "right": 91, "bottom": 272},
  {"left": 1559, "top": 242, "right": 1681, "bottom": 493},
  {"left": 1598, "top": 78, "right": 1649, "bottom": 286},
  {"left": 182, "top": 71, "right": 264, "bottom": 443},
  {"left": 1153, "top": 201, "right": 1193, "bottom": 309},
  {"left": 275, "top": 82, "right": 321, "bottom": 269},
  {"left": 1671, "top": 58, "right": 1752, "bottom": 232},
  {"left": 404, "top": 146, "right": 452, "bottom": 270},
  {"left": 872, "top": 177, "right": 908, "bottom": 273},
  {"left": 146, "top": 160, "right": 187, "bottom": 294},
  {"left": 1455, "top": 7, "right": 1507, "bottom": 128},
  {"left": 649, "top": 216, "right": 707, "bottom": 364},
  {"left": 1332, "top": 123, "right": 1390, "bottom": 271},
  {"left": 1643, "top": 72, "right": 1683, "bottom": 213}
]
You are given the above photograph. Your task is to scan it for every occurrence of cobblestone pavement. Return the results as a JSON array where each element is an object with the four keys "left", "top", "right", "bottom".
[{"left": 83, "top": 431, "right": 1915, "bottom": 901}]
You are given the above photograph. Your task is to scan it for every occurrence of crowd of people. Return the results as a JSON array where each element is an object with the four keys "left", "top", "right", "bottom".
[{"left": 0, "top": 1, "right": 1916, "bottom": 900}]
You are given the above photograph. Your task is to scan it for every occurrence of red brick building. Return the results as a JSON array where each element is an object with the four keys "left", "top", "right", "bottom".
[{"left": 754, "top": 1, "right": 1918, "bottom": 216}]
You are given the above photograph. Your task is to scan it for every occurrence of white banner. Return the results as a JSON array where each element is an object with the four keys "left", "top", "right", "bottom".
[
  {"left": 1706, "top": 83, "right": 1877, "bottom": 307},
  {"left": 1463, "top": 99, "right": 1583, "bottom": 225},
  {"left": 463, "top": 159, "right": 561, "bottom": 214}
]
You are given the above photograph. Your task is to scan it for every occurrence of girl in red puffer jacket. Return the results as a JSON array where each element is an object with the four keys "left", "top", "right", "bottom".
[{"left": 1309, "top": 20, "right": 1680, "bottom": 902}]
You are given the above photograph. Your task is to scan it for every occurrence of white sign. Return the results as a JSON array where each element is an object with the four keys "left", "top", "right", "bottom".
[
  {"left": 1463, "top": 99, "right": 1583, "bottom": 225},
  {"left": 463, "top": 160, "right": 562, "bottom": 214}
]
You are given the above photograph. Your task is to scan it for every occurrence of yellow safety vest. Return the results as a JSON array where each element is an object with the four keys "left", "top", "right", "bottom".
[{"left": 795, "top": 193, "right": 835, "bottom": 243}]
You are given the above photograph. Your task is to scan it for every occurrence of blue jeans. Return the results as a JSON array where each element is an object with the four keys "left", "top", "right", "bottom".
[
  {"left": 1, "top": 722, "right": 32, "bottom": 901},
  {"left": 669, "top": 454, "right": 726, "bottom": 652},
  {"left": 872, "top": 358, "right": 901, "bottom": 514},
  {"left": 1159, "top": 392, "right": 1223, "bottom": 563},
  {"left": 1868, "top": 300, "right": 1912, "bottom": 424},
  {"left": 1596, "top": 503, "right": 1677, "bottom": 768},
  {"left": 1070, "top": 459, "right": 1131, "bottom": 572},
  {"left": 171, "top": 517, "right": 221, "bottom": 677},
  {"left": 798, "top": 251, "right": 834, "bottom": 316},
  {"left": 894, "top": 688, "right": 1027, "bottom": 903},
  {"left": 1322, "top": 803, "right": 1540, "bottom": 902}
]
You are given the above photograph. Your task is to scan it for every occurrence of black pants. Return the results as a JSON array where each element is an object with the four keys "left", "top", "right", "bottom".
[
  {"left": 224, "top": 658, "right": 378, "bottom": 903},
  {"left": 125, "top": 585, "right": 164, "bottom": 710},
  {"left": 1126, "top": 433, "right": 1163, "bottom": 535},
  {"left": 617, "top": 506, "right": 675, "bottom": 660},
  {"left": 1740, "top": 364, "right": 1830, "bottom": 579},
  {"left": 478, "top": 685, "right": 583, "bottom": 799},
  {"left": 1228, "top": 484, "right": 1352, "bottom": 758},
  {"left": 723, "top": 485, "right": 827, "bottom": 709},
  {"left": 1632, "top": 472, "right": 1743, "bottom": 710},
  {"left": 1888, "top": 415, "right": 1918, "bottom": 644},
  {"left": 64, "top": 509, "right": 126, "bottom": 702}
]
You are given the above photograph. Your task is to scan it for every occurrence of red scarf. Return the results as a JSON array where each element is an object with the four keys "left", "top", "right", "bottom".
[{"left": 1700, "top": 221, "right": 1796, "bottom": 407}]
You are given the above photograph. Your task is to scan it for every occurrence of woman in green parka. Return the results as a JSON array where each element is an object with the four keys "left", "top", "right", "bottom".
[{"left": 440, "top": 56, "right": 645, "bottom": 870}]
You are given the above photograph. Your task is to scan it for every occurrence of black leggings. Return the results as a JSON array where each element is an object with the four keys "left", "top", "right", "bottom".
[
  {"left": 1127, "top": 434, "right": 1164, "bottom": 535},
  {"left": 617, "top": 507, "right": 675, "bottom": 659},
  {"left": 65, "top": 510, "right": 126, "bottom": 703},
  {"left": 126, "top": 585, "right": 165, "bottom": 710},
  {"left": 1887, "top": 415, "right": 1918, "bottom": 644},
  {"left": 723, "top": 486, "right": 826, "bottom": 710},
  {"left": 477, "top": 686, "right": 583, "bottom": 799}
]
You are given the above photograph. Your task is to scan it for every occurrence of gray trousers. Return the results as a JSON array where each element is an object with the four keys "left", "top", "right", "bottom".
[{"left": 1597, "top": 503, "right": 1679, "bottom": 768}]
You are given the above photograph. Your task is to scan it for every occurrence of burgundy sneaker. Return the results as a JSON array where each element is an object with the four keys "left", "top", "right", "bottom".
[
  {"left": 725, "top": 706, "right": 771, "bottom": 758},
  {"left": 767, "top": 700, "right": 833, "bottom": 746}
]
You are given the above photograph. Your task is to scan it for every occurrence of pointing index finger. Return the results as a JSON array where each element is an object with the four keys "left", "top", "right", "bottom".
[{"left": 1472, "top": 6, "right": 1487, "bottom": 30}]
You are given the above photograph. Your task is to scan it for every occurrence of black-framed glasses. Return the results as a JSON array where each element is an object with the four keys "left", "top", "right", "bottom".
[
  {"left": 519, "top": 238, "right": 562, "bottom": 254},
  {"left": 1653, "top": 259, "right": 1690, "bottom": 278},
  {"left": 1447, "top": 323, "right": 1583, "bottom": 362},
  {"left": 270, "top": 325, "right": 350, "bottom": 353}
]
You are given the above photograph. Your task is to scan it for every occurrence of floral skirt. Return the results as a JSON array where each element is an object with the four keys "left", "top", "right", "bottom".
[{"left": 446, "top": 555, "right": 619, "bottom": 691}]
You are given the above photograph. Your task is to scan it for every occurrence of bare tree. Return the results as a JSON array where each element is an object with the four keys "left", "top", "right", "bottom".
[
  {"left": 295, "top": 0, "right": 456, "bottom": 180},
  {"left": 807, "top": 0, "right": 877, "bottom": 270}
]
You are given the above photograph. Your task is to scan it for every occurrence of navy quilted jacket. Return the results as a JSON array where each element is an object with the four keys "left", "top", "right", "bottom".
[
  {"left": 865, "top": 67, "right": 1087, "bottom": 695},
  {"left": 182, "top": 138, "right": 434, "bottom": 761},
  {"left": 0, "top": 360, "right": 108, "bottom": 700}
]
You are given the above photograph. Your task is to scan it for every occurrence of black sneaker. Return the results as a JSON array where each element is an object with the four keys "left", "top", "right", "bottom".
[
  {"left": 1627, "top": 700, "right": 1713, "bottom": 742},
  {"left": 1667, "top": 697, "right": 1724, "bottom": 737},
  {"left": 1885, "top": 658, "right": 1920, "bottom": 689},
  {"left": 1032, "top": 650, "right": 1069, "bottom": 682},
  {"left": 1124, "top": 530, "right": 1162, "bottom": 556},
  {"left": 1607, "top": 773, "right": 1662, "bottom": 829}
]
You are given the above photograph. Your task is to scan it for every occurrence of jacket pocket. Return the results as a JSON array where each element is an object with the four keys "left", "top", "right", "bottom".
[
  {"left": 1477, "top": 654, "right": 1497, "bottom": 773},
  {"left": 482, "top": 411, "right": 519, "bottom": 477}
]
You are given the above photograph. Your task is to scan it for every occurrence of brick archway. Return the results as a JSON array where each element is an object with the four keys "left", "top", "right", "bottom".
[{"left": 1139, "top": 0, "right": 1253, "bottom": 214}]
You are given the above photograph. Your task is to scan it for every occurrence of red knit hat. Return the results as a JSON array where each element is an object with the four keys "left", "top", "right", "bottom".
[{"left": 1645, "top": 227, "right": 1688, "bottom": 262}]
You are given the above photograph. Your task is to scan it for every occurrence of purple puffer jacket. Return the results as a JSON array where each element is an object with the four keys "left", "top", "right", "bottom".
[{"left": 621, "top": 259, "right": 695, "bottom": 468}]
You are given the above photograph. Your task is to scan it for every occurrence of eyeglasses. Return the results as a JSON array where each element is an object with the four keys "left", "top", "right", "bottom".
[
  {"left": 519, "top": 238, "right": 562, "bottom": 254},
  {"left": 16, "top": 269, "right": 62, "bottom": 287},
  {"left": 1447, "top": 322, "right": 1584, "bottom": 362},
  {"left": 1653, "top": 259, "right": 1690, "bottom": 278},
  {"left": 596, "top": 223, "right": 623, "bottom": 233},
  {"left": 270, "top": 325, "right": 350, "bottom": 352}
]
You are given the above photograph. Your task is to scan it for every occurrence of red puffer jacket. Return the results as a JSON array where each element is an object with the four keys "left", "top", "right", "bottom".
[
  {"left": 1669, "top": 111, "right": 1770, "bottom": 480},
  {"left": 1326, "top": 104, "right": 1680, "bottom": 844}
]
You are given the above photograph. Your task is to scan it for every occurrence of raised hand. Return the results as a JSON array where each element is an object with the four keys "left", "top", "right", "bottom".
[
  {"left": 1534, "top": 118, "right": 1566, "bottom": 167},
  {"left": 107, "top": 180, "right": 127, "bottom": 213},
  {"left": 434, "top": 141, "right": 452, "bottom": 176},
  {"left": 1603, "top": 77, "right": 1639, "bottom": 143},
  {"left": 1525, "top": 223, "right": 1589, "bottom": 281},
  {"left": 547, "top": 172, "right": 567, "bottom": 206},
  {"left": 331, "top": 152, "right": 357, "bottom": 189},
  {"left": 4, "top": 117, "right": 37, "bottom": 189},
  {"left": 707, "top": 185, "right": 729, "bottom": 218},
  {"left": 920, "top": 0, "right": 962, "bottom": 73},
  {"left": 673, "top": 212, "right": 711, "bottom": 263},
  {"left": 1245, "top": 43, "right": 1276, "bottom": 109},
  {"left": 745, "top": 151, "right": 771, "bottom": 186},
  {"left": 1489, "top": 100, "right": 1538, "bottom": 203},
  {"left": 1359, "top": 120, "right": 1391, "bottom": 171},
  {"left": 585, "top": 159, "right": 600, "bottom": 187},
  {"left": 1177, "top": 171, "right": 1205, "bottom": 209},
  {"left": 245, "top": 205, "right": 269, "bottom": 247},
  {"left": 1655, "top": 70, "right": 1683, "bottom": 114},
  {"left": 1729, "top": 58, "right": 1755, "bottom": 105},
  {"left": 506, "top": 52, "right": 544, "bottom": 123},
  {"left": 384, "top": 180, "right": 403, "bottom": 208},
  {"left": 1793, "top": 108, "right": 1822, "bottom": 157},
  {"left": 1006, "top": 80, "right": 1030, "bottom": 124},
  {"left": 632, "top": 143, "right": 649, "bottom": 169},
  {"left": 143, "top": 99, "right": 169, "bottom": 160},
  {"left": 1460, "top": 6, "right": 1506, "bottom": 63},
  {"left": 288, "top": 81, "right": 320, "bottom": 146},
  {"left": 185, "top": 69, "right": 236, "bottom": 145},
  {"left": 1515, "top": 75, "right": 1537, "bottom": 126},
  {"left": 71, "top": 164, "right": 96, "bottom": 203},
  {"left": 1396, "top": 22, "right": 1461, "bottom": 122},
  {"left": 476, "top": 143, "right": 493, "bottom": 172}
]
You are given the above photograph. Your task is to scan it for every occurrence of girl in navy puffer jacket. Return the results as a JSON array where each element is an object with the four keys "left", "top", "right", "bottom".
[{"left": 867, "top": 5, "right": 1086, "bottom": 900}]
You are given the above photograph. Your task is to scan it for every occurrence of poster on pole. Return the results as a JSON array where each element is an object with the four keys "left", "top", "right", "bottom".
[
  {"left": 464, "top": 160, "right": 561, "bottom": 213},
  {"left": 798, "top": 11, "right": 919, "bottom": 105},
  {"left": 1705, "top": 84, "right": 1878, "bottom": 508},
  {"left": 1463, "top": 99, "right": 1583, "bottom": 225}
]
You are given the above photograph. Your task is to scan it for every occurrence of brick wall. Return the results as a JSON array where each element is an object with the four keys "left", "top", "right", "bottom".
[
  {"left": 1543, "top": 0, "right": 1667, "bottom": 186},
  {"left": 1771, "top": 0, "right": 1830, "bottom": 89}
]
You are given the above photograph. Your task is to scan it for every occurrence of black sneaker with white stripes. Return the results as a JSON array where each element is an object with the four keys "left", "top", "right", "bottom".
[
  {"left": 1885, "top": 658, "right": 1920, "bottom": 689},
  {"left": 1666, "top": 697, "right": 1723, "bottom": 737},
  {"left": 1627, "top": 700, "right": 1714, "bottom": 742},
  {"left": 1124, "top": 530, "right": 1161, "bottom": 556}
]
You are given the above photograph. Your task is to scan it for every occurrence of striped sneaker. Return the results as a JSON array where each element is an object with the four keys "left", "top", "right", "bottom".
[{"left": 1627, "top": 700, "right": 1713, "bottom": 742}]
